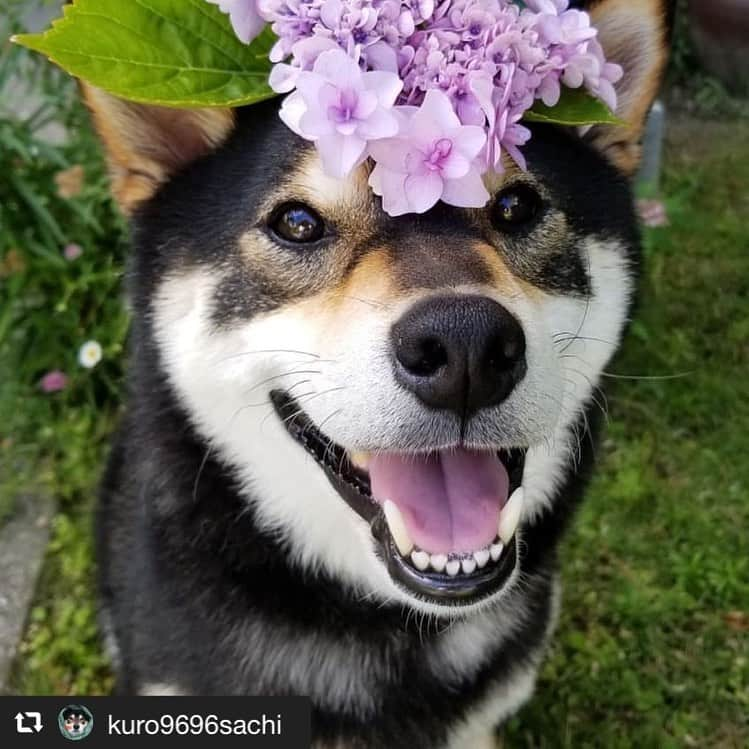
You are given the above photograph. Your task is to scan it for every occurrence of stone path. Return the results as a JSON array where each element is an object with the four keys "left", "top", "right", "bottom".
[{"left": 0, "top": 493, "right": 55, "bottom": 693}]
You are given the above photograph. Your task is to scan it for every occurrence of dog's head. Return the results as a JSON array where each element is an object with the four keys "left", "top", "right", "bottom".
[
  {"left": 87, "top": 0, "right": 671, "bottom": 616},
  {"left": 60, "top": 706, "right": 92, "bottom": 738}
]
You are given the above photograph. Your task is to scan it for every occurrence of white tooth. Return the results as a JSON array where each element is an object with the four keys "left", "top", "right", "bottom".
[
  {"left": 383, "top": 500, "right": 413, "bottom": 557},
  {"left": 473, "top": 549, "right": 490, "bottom": 568},
  {"left": 490, "top": 542, "right": 504, "bottom": 562},
  {"left": 446, "top": 560, "right": 461, "bottom": 577},
  {"left": 498, "top": 487, "right": 524, "bottom": 544},
  {"left": 411, "top": 550, "right": 430, "bottom": 571},
  {"left": 461, "top": 558, "right": 477, "bottom": 575},
  {"left": 430, "top": 554, "right": 447, "bottom": 573}
]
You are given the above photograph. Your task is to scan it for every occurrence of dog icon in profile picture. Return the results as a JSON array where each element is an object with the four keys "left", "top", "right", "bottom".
[{"left": 58, "top": 705, "right": 94, "bottom": 741}]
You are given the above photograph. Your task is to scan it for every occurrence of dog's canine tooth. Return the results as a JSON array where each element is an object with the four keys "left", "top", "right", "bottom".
[
  {"left": 498, "top": 487, "right": 524, "bottom": 545},
  {"left": 473, "top": 549, "right": 490, "bottom": 568},
  {"left": 411, "top": 550, "right": 430, "bottom": 571},
  {"left": 383, "top": 500, "right": 413, "bottom": 557},
  {"left": 445, "top": 560, "right": 461, "bottom": 577},
  {"left": 430, "top": 554, "right": 447, "bottom": 573},
  {"left": 461, "top": 558, "right": 477, "bottom": 575},
  {"left": 490, "top": 542, "right": 504, "bottom": 562}
]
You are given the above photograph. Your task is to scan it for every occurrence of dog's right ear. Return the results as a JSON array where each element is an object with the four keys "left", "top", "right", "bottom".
[{"left": 82, "top": 85, "right": 235, "bottom": 214}]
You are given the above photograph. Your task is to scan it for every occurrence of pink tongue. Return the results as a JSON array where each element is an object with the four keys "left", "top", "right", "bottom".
[{"left": 369, "top": 450, "right": 509, "bottom": 554}]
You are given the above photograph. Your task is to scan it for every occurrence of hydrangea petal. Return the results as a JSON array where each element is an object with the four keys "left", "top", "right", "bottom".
[
  {"left": 269, "top": 63, "right": 299, "bottom": 93},
  {"left": 368, "top": 137, "right": 414, "bottom": 171},
  {"left": 363, "top": 71, "right": 404, "bottom": 108},
  {"left": 317, "top": 133, "right": 367, "bottom": 178},
  {"left": 450, "top": 125, "right": 487, "bottom": 161},
  {"left": 370, "top": 164, "right": 410, "bottom": 216},
  {"left": 404, "top": 171, "right": 443, "bottom": 213},
  {"left": 356, "top": 107, "right": 399, "bottom": 139},
  {"left": 207, "top": 0, "right": 265, "bottom": 44},
  {"left": 279, "top": 91, "right": 308, "bottom": 136},
  {"left": 439, "top": 150, "right": 470, "bottom": 180},
  {"left": 440, "top": 169, "right": 490, "bottom": 208}
]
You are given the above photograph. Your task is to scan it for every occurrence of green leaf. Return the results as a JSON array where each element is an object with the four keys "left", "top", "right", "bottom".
[
  {"left": 13, "top": 0, "right": 275, "bottom": 109},
  {"left": 524, "top": 87, "right": 624, "bottom": 127}
]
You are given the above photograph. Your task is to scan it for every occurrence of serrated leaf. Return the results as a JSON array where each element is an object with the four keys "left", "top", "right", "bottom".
[
  {"left": 13, "top": 0, "right": 275, "bottom": 108},
  {"left": 525, "top": 87, "right": 624, "bottom": 127}
]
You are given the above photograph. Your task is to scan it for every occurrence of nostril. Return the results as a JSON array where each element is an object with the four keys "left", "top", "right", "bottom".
[
  {"left": 485, "top": 333, "right": 525, "bottom": 372},
  {"left": 399, "top": 336, "right": 449, "bottom": 377}
]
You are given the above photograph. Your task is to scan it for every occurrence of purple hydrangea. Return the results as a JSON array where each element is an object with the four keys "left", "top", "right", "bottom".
[{"left": 216, "top": 0, "right": 622, "bottom": 215}]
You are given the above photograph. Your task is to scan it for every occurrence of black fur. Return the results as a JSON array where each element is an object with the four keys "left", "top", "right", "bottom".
[{"left": 98, "top": 100, "right": 639, "bottom": 748}]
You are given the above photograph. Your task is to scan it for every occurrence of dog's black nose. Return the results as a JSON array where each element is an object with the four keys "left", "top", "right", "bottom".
[{"left": 391, "top": 295, "right": 526, "bottom": 416}]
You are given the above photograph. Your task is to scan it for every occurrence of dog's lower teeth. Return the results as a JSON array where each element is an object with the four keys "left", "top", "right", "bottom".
[
  {"left": 411, "top": 550, "right": 430, "bottom": 571},
  {"left": 473, "top": 549, "right": 490, "bottom": 568},
  {"left": 461, "top": 558, "right": 477, "bottom": 574},
  {"left": 430, "top": 554, "right": 447, "bottom": 572},
  {"left": 403, "top": 543, "right": 506, "bottom": 574}
]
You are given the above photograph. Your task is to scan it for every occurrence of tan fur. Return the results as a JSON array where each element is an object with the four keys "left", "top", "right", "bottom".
[
  {"left": 281, "top": 251, "right": 399, "bottom": 337},
  {"left": 82, "top": 85, "right": 234, "bottom": 213},
  {"left": 588, "top": 0, "right": 671, "bottom": 174},
  {"left": 474, "top": 242, "right": 528, "bottom": 298},
  {"left": 332, "top": 250, "right": 399, "bottom": 310}
]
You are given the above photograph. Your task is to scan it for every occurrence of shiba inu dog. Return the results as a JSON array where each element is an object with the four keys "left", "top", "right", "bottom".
[
  {"left": 89, "top": 1, "right": 672, "bottom": 746},
  {"left": 59, "top": 705, "right": 94, "bottom": 741}
]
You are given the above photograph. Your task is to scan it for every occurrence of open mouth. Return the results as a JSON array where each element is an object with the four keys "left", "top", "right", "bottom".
[{"left": 271, "top": 390, "right": 526, "bottom": 607}]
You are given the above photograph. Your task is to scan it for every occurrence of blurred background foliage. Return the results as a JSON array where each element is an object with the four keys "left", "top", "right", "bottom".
[
  {"left": 1, "top": 3, "right": 129, "bottom": 523},
  {"left": 1, "top": 0, "right": 747, "bottom": 745},
  {"left": 1, "top": 0, "right": 126, "bottom": 693}
]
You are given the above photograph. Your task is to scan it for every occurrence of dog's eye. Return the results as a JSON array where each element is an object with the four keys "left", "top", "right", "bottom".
[
  {"left": 491, "top": 186, "right": 542, "bottom": 230},
  {"left": 269, "top": 203, "right": 325, "bottom": 244}
]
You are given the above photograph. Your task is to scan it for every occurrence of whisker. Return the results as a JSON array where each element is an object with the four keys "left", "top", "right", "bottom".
[
  {"left": 242, "top": 369, "right": 323, "bottom": 395},
  {"left": 601, "top": 370, "right": 694, "bottom": 381},
  {"left": 562, "top": 370, "right": 610, "bottom": 424},
  {"left": 215, "top": 348, "right": 323, "bottom": 364},
  {"left": 192, "top": 447, "right": 212, "bottom": 503},
  {"left": 339, "top": 294, "right": 392, "bottom": 311},
  {"left": 553, "top": 333, "right": 616, "bottom": 348}
]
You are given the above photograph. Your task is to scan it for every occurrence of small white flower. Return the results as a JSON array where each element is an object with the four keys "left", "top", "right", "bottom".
[{"left": 78, "top": 340, "right": 103, "bottom": 369}]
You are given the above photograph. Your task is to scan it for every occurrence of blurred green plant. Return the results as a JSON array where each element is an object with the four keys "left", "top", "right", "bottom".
[
  {"left": 1, "top": 3, "right": 126, "bottom": 692},
  {"left": 666, "top": 0, "right": 749, "bottom": 119},
  {"left": 668, "top": 0, "right": 700, "bottom": 85},
  {"left": 1, "top": 4, "right": 129, "bottom": 522}
]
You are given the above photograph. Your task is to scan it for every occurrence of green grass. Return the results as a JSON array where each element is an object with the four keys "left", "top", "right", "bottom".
[{"left": 3, "top": 18, "right": 748, "bottom": 740}]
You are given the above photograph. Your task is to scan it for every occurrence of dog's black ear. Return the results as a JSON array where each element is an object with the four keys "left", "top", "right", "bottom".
[
  {"left": 586, "top": 0, "right": 673, "bottom": 175},
  {"left": 82, "top": 85, "right": 235, "bottom": 214}
]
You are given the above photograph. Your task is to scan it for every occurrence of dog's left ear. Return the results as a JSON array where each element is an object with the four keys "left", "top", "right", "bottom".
[{"left": 586, "top": 0, "right": 673, "bottom": 175}]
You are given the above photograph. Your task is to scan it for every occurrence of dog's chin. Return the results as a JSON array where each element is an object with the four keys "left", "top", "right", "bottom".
[{"left": 271, "top": 390, "right": 527, "bottom": 609}]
